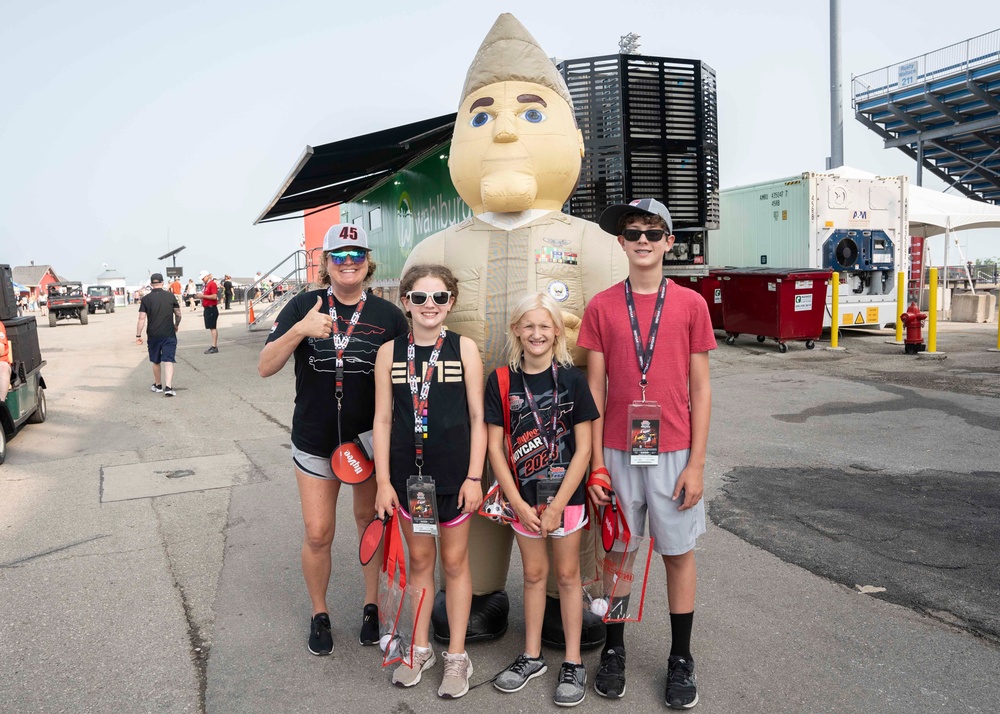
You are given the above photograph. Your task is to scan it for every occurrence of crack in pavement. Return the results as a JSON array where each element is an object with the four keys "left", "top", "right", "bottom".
[{"left": 0, "top": 534, "right": 110, "bottom": 568}]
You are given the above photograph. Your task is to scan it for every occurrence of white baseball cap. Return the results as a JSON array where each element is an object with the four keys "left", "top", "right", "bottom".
[
  {"left": 199, "top": 270, "right": 211, "bottom": 280},
  {"left": 323, "top": 223, "right": 370, "bottom": 253}
]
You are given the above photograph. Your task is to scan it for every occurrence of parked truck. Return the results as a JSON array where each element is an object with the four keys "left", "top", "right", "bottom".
[{"left": 708, "top": 171, "right": 907, "bottom": 328}]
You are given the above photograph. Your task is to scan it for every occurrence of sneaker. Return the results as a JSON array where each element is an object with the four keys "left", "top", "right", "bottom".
[
  {"left": 359, "top": 603, "right": 379, "bottom": 646},
  {"left": 594, "top": 646, "right": 626, "bottom": 698},
  {"left": 150, "top": 384, "right": 163, "bottom": 393},
  {"left": 437, "top": 651, "right": 473, "bottom": 699},
  {"left": 665, "top": 655, "right": 698, "bottom": 709},
  {"left": 204, "top": 346, "right": 219, "bottom": 354},
  {"left": 164, "top": 387, "right": 176, "bottom": 397},
  {"left": 307, "top": 613, "right": 333, "bottom": 656},
  {"left": 494, "top": 653, "right": 547, "bottom": 693},
  {"left": 554, "top": 661, "right": 587, "bottom": 707},
  {"left": 392, "top": 647, "right": 436, "bottom": 687}
]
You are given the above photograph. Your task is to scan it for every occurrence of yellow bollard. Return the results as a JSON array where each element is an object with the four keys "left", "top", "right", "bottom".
[
  {"left": 831, "top": 272, "right": 840, "bottom": 349},
  {"left": 895, "top": 271, "right": 905, "bottom": 343},
  {"left": 927, "top": 267, "right": 938, "bottom": 353}
]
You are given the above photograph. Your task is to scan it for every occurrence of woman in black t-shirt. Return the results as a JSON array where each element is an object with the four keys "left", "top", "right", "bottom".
[{"left": 259, "top": 225, "right": 408, "bottom": 657}]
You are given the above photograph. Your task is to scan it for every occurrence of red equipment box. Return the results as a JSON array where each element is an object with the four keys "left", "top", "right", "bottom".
[{"left": 719, "top": 268, "right": 831, "bottom": 353}]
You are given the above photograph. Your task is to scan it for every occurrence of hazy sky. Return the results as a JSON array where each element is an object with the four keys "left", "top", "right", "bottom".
[{"left": 2, "top": 0, "right": 997, "bottom": 284}]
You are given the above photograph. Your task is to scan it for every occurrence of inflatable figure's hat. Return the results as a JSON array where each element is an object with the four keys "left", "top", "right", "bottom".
[{"left": 460, "top": 13, "right": 573, "bottom": 108}]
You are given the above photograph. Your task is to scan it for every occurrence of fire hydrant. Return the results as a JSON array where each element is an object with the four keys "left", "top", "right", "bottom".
[{"left": 900, "top": 302, "right": 927, "bottom": 355}]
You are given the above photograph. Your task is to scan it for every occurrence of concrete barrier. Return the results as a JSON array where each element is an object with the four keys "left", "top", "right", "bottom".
[{"left": 951, "top": 292, "right": 992, "bottom": 323}]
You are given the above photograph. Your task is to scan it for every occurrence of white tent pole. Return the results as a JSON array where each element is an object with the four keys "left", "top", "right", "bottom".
[{"left": 943, "top": 221, "right": 949, "bottom": 297}]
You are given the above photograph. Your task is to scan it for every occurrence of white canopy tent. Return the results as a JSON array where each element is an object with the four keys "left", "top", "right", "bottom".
[{"left": 825, "top": 166, "right": 1000, "bottom": 292}]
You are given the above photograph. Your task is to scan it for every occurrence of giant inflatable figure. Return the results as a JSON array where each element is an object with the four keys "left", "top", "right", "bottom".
[{"left": 402, "top": 13, "right": 628, "bottom": 644}]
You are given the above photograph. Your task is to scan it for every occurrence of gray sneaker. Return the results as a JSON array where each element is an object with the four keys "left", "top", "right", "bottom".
[
  {"left": 438, "top": 651, "right": 473, "bottom": 699},
  {"left": 554, "top": 662, "right": 587, "bottom": 707},
  {"left": 495, "top": 653, "right": 547, "bottom": 693},
  {"left": 391, "top": 647, "right": 436, "bottom": 687}
]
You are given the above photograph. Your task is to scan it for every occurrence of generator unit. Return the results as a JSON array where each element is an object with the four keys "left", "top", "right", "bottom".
[
  {"left": 558, "top": 53, "right": 719, "bottom": 271},
  {"left": 709, "top": 171, "right": 907, "bottom": 328}
]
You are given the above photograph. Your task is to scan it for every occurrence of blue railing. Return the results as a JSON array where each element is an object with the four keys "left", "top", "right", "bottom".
[{"left": 852, "top": 29, "right": 1000, "bottom": 105}]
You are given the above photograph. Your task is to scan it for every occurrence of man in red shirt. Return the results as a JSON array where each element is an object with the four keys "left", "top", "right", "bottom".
[{"left": 196, "top": 270, "right": 220, "bottom": 354}]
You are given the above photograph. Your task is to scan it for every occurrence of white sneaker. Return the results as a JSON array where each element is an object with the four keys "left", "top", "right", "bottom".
[
  {"left": 392, "top": 647, "right": 436, "bottom": 687},
  {"left": 438, "top": 651, "right": 473, "bottom": 699}
]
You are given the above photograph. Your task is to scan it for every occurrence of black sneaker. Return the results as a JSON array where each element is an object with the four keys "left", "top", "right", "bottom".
[
  {"left": 359, "top": 603, "right": 379, "bottom": 646},
  {"left": 150, "top": 384, "right": 163, "bottom": 393},
  {"left": 594, "top": 646, "right": 626, "bottom": 698},
  {"left": 204, "top": 346, "right": 219, "bottom": 354},
  {"left": 308, "top": 612, "right": 333, "bottom": 656},
  {"left": 164, "top": 387, "right": 176, "bottom": 397},
  {"left": 665, "top": 655, "right": 698, "bottom": 709}
]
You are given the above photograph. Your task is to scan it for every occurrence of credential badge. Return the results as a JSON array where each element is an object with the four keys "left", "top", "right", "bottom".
[{"left": 547, "top": 280, "right": 569, "bottom": 302}]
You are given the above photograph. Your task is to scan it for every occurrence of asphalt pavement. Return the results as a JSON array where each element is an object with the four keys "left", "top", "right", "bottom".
[{"left": 1, "top": 302, "right": 999, "bottom": 713}]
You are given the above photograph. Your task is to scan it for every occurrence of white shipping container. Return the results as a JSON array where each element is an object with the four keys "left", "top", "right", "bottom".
[{"left": 709, "top": 171, "right": 907, "bottom": 328}]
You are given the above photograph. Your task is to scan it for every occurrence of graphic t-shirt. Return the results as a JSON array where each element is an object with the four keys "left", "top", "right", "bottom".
[
  {"left": 388, "top": 331, "right": 470, "bottom": 495},
  {"left": 484, "top": 364, "right": 598, "bottom": 507},
  {"left": 577, "top": 279, "right": 716, "bottom": 452},
  {"left": 266, "top": 288, "right": 408, "bottom": 456},
  {"left": 139, "top": 289, "right": 180, "bottom": 339}
]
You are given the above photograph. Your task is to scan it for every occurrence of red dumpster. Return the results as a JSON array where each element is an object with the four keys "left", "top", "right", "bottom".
[
  {"left": 719, "top": 268, "right": 831, "bottom": 353},
  {"left": 673, "top": 270, "right": 726, "bottom": 331}
]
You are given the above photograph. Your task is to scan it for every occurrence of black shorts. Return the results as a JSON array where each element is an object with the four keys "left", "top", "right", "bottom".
[
  {"left": 203, "top": 305, "right": 219, "bottom": 329},
  {"left": 393, "top": 483, "right": 470, "bottom": 527}
]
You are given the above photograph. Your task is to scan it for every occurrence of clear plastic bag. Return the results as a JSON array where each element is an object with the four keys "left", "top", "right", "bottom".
[
  {"left": 478, "top": 481, "right": 516, "bottom": 523},
  {"left": 582, "top": 492, "right": 654, "bottom": 623},
  {"left": 378, "top": 514, "right": 427, "bottom": 667}
]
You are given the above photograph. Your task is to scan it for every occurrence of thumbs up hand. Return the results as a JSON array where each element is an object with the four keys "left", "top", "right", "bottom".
[{"left": 299, "top": 295, "right": 334, "bottom": 339}]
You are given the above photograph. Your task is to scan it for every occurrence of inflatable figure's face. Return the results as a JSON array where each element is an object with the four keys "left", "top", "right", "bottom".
[{"left": 450, "top": 80, "right": 584, "bottom": 214}]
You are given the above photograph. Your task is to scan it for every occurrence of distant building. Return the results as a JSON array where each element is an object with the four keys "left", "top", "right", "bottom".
[
  {"left": 94, "top": 268, "right": 128, "bottom": 306},
  {"left": 13, "top": 264, "right": 62, "bottom": 304}
]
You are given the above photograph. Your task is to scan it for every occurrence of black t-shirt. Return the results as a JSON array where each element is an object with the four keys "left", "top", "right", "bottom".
[
  {"left": 484, "top": 364, "right": 599, "bottom": 507},
  {"left": 266, "top": 288, "right": 408, "bottom": 456},
  {"left": 139, "top": 289, "right": 179, "bottom": 339},
  {"left": 389, "top": 331, "right": 470, "bottom": 495}
]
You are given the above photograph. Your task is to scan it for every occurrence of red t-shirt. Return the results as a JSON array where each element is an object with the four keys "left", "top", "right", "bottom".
[
  {"left": 577, "top": 279, "right": 716, "bottom": 452},
  {"left": 202, "top": 280, "right": 219, "bottom": 307}
]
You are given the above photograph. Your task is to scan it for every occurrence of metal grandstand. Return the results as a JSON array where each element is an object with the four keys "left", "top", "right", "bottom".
[{"left": 852, "top": 29, "right": 1000, "bottom": 204}]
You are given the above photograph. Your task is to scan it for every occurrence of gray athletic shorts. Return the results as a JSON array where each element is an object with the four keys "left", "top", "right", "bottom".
[
  {"left": 604, "top": 447, "right": 706, "bottom": 556},
  {"left": 292, "top": 444, "right": 335, "bottom": 480}
]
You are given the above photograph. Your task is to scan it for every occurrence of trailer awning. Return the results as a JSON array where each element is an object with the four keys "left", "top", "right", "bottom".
[{"left": 255, "top": 113, "right": 457, "bottom": 224}]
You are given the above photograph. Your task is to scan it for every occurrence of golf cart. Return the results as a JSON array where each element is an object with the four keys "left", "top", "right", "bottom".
[
  {"left": 0, "top": 317, "right": 46, "bottom": 465},
  {"left": 47, "top": 281, "right": 88, "bottom": 326},
  {"left": 87, "top": 285, "right": 116, "bottom": 314}
]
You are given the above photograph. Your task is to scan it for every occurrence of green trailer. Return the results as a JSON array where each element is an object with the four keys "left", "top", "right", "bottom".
[{"left": 0, "top": 361, "right": 47, "bottom": 465}]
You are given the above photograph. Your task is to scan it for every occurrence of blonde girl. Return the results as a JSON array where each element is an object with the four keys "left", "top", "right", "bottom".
[{"left": 484, "top": 292, "right": 599, "bottom": 707}]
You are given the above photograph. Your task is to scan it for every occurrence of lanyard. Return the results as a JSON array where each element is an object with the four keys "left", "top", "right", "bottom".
[
  {"left": 328, "top": 287, "right": 367, "bottom": 410},
  {"left": 624, "top": 277, "right": 667, "bottom": 402},
  {"left": 406, "top": 329, "right": 447, "bottom": 474},
  {"left": 520, "top": 360, "right": 560, "bottom": 468}
]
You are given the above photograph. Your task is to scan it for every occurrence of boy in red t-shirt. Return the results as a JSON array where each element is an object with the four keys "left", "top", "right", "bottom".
[{"left": 577, "top": 198, "right": 716, "bottom": 709}]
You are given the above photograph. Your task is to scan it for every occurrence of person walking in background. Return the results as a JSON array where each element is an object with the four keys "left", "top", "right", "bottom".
[
  {"left": 196, "top": 270, "right": 220, "bottom": 354},
  {"left": 136, "top": 273, "right": 181, "bottom": 397},
  {"left": 184, "top": 279, "right": 197, "bottom": 312},
  {"left": 170, "top": 277, "right": 183, "bottom": 305},
  {"left": 223, "top": 275, "right": 234, "bottom": 310}
]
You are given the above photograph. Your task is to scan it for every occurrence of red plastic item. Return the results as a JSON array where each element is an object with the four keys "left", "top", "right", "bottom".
[{"left": 719, "top": 268, "right": 831, "bottom": 353}]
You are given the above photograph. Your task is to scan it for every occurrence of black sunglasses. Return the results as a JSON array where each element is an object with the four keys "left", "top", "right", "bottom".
[
  {"left": 406, "top": 290, "right": 452, "bottom": 306},
  {"left": 622, "top": 229, "right": 667, "bottom": 242}
]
